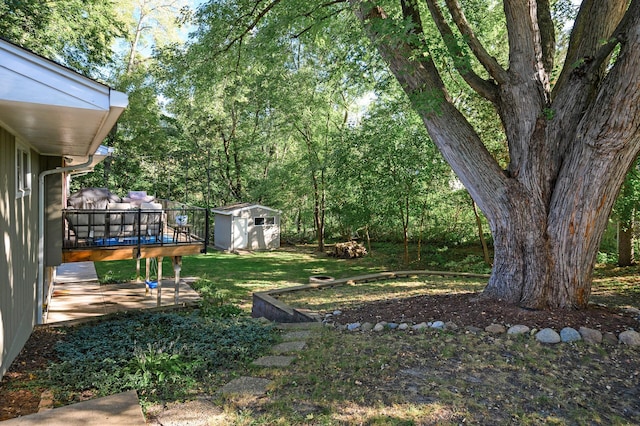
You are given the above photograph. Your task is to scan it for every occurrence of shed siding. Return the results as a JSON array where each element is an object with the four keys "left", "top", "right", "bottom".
[
  {"left": 214, "top": 214, "right": 232, "bottom": 250},
  {"left": 213, "top": 205, "right": 280, "bottom": 251},
  {"left": 0, "top": 127, "right": 39, "bottom": 378}
]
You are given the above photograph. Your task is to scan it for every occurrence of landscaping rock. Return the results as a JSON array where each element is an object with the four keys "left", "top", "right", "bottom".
[
  {"left": 623, "top": 307, "right": 640, "bottom": 316},
  {"left": 398, "top": 323, "right": 409, "bottom": 331},
  {"left": 430, "top": 321, "right": 445, "bottom": 330},
  {"left": 412, "top": 322, "right": 428, "bottom": 331},
  {"left": 507, "top": 325, "right": 530, "bottom": 335},
  {"left": 535, "top": 328, "right": 561, "bottom": 344},
  {"left": 347, "top": 322, "right": 361, "bottom": 331},
  {"left": 560, "top": 327, "right": 581, "bottom": 343},
  {"left": 373, "top": 322, "right": 385, "bottom": 332},
  {"left": 465, "top": 326, "right": 483, "bottom": 334},
  {"left": 579, "top": 327, "right": 603, "bottom": 344},
  {"left": 485, "top": 324, "right": 506, "bottom": 334},
  {"left": 388, "top": 322, "right": 399, "bottom": 329},
  {"left": 603, "top": 332, "right": 619, "bottom": 345},
  {"left": 445, "top": 321, "right": 459, "bottom": 331},
  {"left": 361, "top": 322, "right": 374, "bottom": 332},
  {"left": 619, "top": 330, "right": 640, "bottom": 346}
]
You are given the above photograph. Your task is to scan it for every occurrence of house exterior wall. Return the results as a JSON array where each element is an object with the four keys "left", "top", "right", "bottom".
[
  {"left": 44, "top": 156, "right": 63, "bottom": 267},
  {"left": 0, "top": 126, "right": 39, "bottom": 378}
]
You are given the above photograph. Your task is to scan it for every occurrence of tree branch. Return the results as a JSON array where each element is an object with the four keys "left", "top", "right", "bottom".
[
  {"left": 292, "top": 7, "right": 348, "bottom": 39},
  {"left": 218, "top": 0, "right": 283, "bottom": 55},
  {"left": 349, "top": 0, "right": 508, "bottom": 217},
  {"left": 553, "top": 0, "right": 627, "bottom": 96},
  {"left": 424, "top": 0, "right": 499, "bottom": 103},
  {"left": 587, "top": 0, "right": 640, "bottom": 80},
  {"left": 443, "top": 0, "right": 508, "bottom": 84},
  {"left": 536, "top": 0, "right": 555, "bottom": 75}
]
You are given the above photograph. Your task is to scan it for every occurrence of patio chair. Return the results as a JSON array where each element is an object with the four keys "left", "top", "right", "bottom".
[{"left": 140, "top": 202, "right": 164, "bottom": 238}]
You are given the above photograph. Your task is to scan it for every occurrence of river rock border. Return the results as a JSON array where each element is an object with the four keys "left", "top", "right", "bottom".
[
  {"left": 332, "top": 315, "right": 640, "bottom": 347},
  {"left": 251, "top": 270, "right": 640, "bottom": 347}
]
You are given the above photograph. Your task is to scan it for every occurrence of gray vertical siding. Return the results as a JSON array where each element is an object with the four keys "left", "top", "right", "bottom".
[
  {"left": 214, "top": 214, "right": 232, "bottom": 250},
  {"left": 43, "top": 155, "right": 63, "bottom": 267},
  {"left": 0, "top": 127, "right": 39, "bottom": 379}
]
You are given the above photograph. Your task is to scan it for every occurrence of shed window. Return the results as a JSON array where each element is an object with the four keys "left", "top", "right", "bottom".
[
  {"left": 254, "top": 217, "right": 275, "bottom": 226},
  {"left": 16, "top": 144, "right": 31, "bottom": 198}
]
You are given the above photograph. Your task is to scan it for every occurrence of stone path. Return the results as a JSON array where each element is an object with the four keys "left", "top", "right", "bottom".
[{"left": 146, "top": 321, "right": 322, "bottom": 425}]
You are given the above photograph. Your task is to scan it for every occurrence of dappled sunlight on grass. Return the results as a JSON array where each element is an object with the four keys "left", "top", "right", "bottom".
[
  {"left": 277, "top": 277, "right": 487, "bottom": 312},
  {"left": 592, "top": 264, "right": 640, "bottom": 309}
]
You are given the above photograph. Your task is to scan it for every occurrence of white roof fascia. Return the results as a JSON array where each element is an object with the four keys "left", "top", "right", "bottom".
[
  {"left": 0, "top": 39, "right": 128, "bottom": 157},
  {"left": 212, "top": 204, "right": 282, "bottom": 216}
]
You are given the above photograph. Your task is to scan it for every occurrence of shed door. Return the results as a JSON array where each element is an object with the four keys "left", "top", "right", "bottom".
[{"left": 233, "top": 217, "right": 248, "bottom": 249}]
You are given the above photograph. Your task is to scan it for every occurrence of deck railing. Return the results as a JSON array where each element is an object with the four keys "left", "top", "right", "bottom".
[{"left": 63, "top": 203, "right": 209, "bottom": 253}]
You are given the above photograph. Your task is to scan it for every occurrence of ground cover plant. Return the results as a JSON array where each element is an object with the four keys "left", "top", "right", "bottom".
[{"left": 45, "top": 310, "right": 275, "bottom": 407}]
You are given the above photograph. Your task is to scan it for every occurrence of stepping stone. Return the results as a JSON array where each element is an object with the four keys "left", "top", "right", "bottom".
[
  {"left": 146, "top": 397, "right": 223, "bottom": 426},
  {"left": 271, "top": 341, "right": 306, "bottom": 354},
  {"left": 252, "top": 355, "right": 296, "bottom": 367},
  {"left": 282, "top": 330, "right": 312, "bottom": 341},
  {"left": 220, "top": 376, "right": 272, "bottom": 396}
]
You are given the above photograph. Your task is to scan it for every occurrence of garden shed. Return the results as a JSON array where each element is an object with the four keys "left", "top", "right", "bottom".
[{"left": 212, "top": 203, "right": 281, "bottom": 251}]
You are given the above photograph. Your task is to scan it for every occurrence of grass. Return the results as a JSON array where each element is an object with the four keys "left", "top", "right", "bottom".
[
  {"left": 32, "top": 244, "right": 640, "bottom": 424},
  {"left": 94, "top": 243, "right": 491, "bottom": 308}
]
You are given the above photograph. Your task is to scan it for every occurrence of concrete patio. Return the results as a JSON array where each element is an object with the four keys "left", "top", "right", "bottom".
[{"left": 45, "top": 262, "right": 201, "bottom": 324}]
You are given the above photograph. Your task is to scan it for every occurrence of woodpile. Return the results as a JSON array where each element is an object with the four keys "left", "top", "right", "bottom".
[{"left": 330, "top": 241, "right": 368, "bottom": 259}]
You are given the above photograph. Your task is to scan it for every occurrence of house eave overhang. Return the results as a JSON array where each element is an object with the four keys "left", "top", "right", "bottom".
[{"left": 0, "top": 39, "right": 128, "bottom": 158}]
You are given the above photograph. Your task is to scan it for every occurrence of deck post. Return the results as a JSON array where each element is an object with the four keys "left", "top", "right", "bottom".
[
  {"left": 145, "top": 258, "right": 151, "bottom": 295},
  {"left": 136, "top": 258, "right": 141, "bottom": 282},
  {"left": 156, "top": 256, "right": 163, "bottom": 306},
  {"left": 173, "top": 256, "right": 182, "bottom": 304}
]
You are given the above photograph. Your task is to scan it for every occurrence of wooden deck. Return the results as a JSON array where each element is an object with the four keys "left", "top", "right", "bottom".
[{"left": 62, "top": 242, "right": 204, "bottom": 262}]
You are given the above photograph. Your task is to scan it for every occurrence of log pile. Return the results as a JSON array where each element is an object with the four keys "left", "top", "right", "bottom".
[{"left": 330, "top": 241, "right": 368, "bottom": 259}]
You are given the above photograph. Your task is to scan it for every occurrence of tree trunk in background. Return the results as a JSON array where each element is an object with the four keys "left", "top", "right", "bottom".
[
  {"left": 618, "top": 219, "right": 634, "bottom": 266},
  {"left": 471, "top": 198, "right": 491, "bottom": 266}
]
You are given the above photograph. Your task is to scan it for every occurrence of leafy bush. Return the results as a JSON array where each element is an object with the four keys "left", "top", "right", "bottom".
[{"left": 47, "top": 310, "right": 275, "bottom": 403}]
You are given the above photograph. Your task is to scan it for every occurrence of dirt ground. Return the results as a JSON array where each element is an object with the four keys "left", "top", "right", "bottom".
[{"left": 1, "top": 294, "right": 638, "bottom": 421}]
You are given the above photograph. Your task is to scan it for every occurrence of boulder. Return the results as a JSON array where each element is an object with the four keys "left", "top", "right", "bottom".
[
  {"left": 560, "top": 327, "right": 582, "bottom": 343},
  {"left": 619, "top": 330, "right": 640, "bottom": 346},
  {"left": 578, "top": 327, "right": 603, "bottom": 344},
  {"left": 536, "top": 328, "right": 561, "bottom": 344}
]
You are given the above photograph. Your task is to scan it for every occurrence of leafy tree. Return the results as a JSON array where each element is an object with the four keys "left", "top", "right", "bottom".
[
  {"left": 0, "top": 0, "right": 124, "bottom": 77},
  {"left": 612, "top": 160, "right": 640, "bottom": 266},
  {"left": 336, "top": 95, "right": 450, "bottom": 263}
]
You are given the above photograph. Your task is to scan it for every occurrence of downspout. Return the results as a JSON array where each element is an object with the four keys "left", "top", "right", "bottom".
[{"left": 37, "top": 155, "right": 94, "bottom": 324}]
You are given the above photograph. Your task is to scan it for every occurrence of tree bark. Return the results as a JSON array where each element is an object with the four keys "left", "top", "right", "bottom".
[{"left": 351, "top": 0, "right": 640, "bottom": 309}]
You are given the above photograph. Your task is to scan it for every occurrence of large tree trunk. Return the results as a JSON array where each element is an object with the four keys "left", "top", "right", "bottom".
[{"left": 352, "top": 0, "right": 640, "bottom": 309}]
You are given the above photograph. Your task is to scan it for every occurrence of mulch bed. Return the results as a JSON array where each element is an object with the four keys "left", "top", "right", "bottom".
[{"left": 334, "top": 292, "right": 639, "bottom": 334}]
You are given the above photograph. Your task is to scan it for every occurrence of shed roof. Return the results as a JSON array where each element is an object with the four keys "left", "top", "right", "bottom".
[
  {"left": 0, "top": 38, "right": 128, "bottom": 159},
  {"left": 212, "top": 203, "right": 281, "bottom": 216}
]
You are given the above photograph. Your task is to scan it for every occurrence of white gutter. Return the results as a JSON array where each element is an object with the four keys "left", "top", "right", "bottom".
[{"left": 37, "top": 155, "right": 94, "bottom": 324}]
